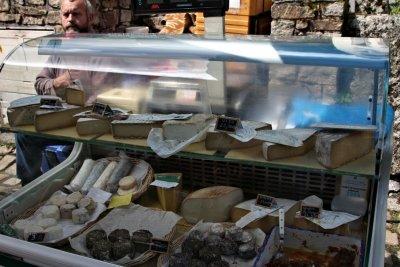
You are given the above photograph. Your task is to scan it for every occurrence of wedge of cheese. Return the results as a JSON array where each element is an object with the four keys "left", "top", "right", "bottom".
[
  {"left": 7, "top": 95, "right": 61, "bottom": 127},
  {"left": 76, "top": 118, "right": 111, "bottom": 136},
  {"left": 315, "top": 131, "right": 373, "bottom": 169},
  {"left": 181, "top": 186, "right": 243, "bottom": 224},
  {"left": 34, "top": 104, "right": 90, "bottom": 132},
  {"left": 262, "top": 135, "right": 316, "bottom": 160},
  {"left": 111, "top": 117, "right": 162, "bottom": 139},
  {"left": 163, "top": 114, "right": 212, "bottom": 141},
  {"left": 66, "top": 87, "right": 85, "bottom": 106}
]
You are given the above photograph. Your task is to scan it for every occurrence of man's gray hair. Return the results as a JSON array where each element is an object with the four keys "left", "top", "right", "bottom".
[{"left": 61, "top": 0, "right": 96, "bottom": 16}]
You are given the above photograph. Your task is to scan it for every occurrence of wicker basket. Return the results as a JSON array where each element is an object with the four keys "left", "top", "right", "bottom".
[{"left": 11, "top": 157, "right": 154, "bottom": 247}]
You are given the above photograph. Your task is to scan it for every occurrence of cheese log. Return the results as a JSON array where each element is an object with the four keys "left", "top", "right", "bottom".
[
  {"left": 181, "top": 186, "right": 244, "bottom": 224},
  {"left": 93, "top": 161, "right": 118, "bottom": 190},
  {"left": 7, "top": 95, "right": 61, "bottom": 127},
  {"left": 66, "top": 87, "right": 85, "bottom": 106},
  {"left": 76, "top": 118, "right": 111, "bottom": 136},
  {"left": 262, "top": 135, "right": 316, "bottom": 161},
  {"left": 231, "top": 199, "right": 300, "bottom": 233},
  {"left": 67, "top": 159, "right": 95, "bottom": 192},
  {"left": 106, "top": 158, "right": 134, "bottom": 193},
  {"left": 111, "top": 118, "right": 162, "bottom": 139},
  {"left": 315, "top": 131, "right": 373, "bottom": 169},
  {"left": 34, "top": 104, "right": 90, "bottom": 132},
  {"left": 163, "top": 114, "right": 212, "bottom": 141},
  {"left": 81, "top": 160, "right": 109, "bottom": 194}
]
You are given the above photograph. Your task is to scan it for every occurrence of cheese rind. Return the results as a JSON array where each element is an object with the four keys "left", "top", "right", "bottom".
[
  {"left": 262, "top": 135, "right": 316, "bottom": 161},
  {"left": 72, "top": 208, "right": 90, "bottom": 224},
  {"left": 66, "top": 192, "right": 83, "bottom": 205},
  {"left": 23, "top": 225, "right": 44, "bottom": 240},
  {"left": 315, "top": 131, "right": 373, "bottom": 169},
  {"left": 76, "top": 118, "right": 111, "bottom": 136},
  {"left": 163, "top": 114, "right": 212, "bottom": 141},
  {"left": 111, "top": 117, "right": 162, "bottom": 139},
  {"left": 60, "top": 204, "right": 76, "bottom": 220},
  {"left": 66, "top": 87, "right": 85, "bottom": 106},
  {"left": 181, "top": 186, "right": 244, "bottom": 224}
]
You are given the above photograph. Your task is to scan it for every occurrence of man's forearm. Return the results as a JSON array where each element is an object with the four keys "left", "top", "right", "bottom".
[{"left": 34, "top": 76, "right": 56, "bottom": 95}]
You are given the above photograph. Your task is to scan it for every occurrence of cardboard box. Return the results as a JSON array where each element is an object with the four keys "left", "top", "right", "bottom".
[
  {"left": 227, "top": 0, "right": 264, "bottom": 16},
  {"left": 195, "top": 23, "right": 250, "bottom": 34},
  {"left": 196, "top": 13, "right": 251, "bottom": 27}
]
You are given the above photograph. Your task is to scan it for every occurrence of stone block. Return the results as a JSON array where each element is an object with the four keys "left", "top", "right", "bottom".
[
  {"left": 386, "top": 230, "right": 399, "bottom": 246},
  {"left": 271, "top": 3, "right": 314, "bottom": 19},
  {"left": 271, "top": 19, "right": 295, "bottom": 36},
  {"left": 0, "top": 155, "right": 15, "bottom": 171},
  {"left": 102, "top": 0, "right": 118, "bottom": 8},
  {"left": 22, "top": 16, "right": 44, "bottom": 25},
  {"left": 312, "top": 18, "right": 342, "bottom": 31},
  {"left": 0, "top": 13, "right": 14, "bottom": 22},
  {"left": 119, "top": 0, "right": 131, "bottom": 9},
  {"left": 322, "top": 2, "right": 344, "bottom": 17},
  {"left": 49, "top": 0, "right": 60, "bottom": 8},
  {"left": 26, "top": 0, "right": 45, "bottom": 5},
  {"left": 0, "top": 0, "right": 10, "bottom": 12},
  {"left": 120, "top": 9, "right": 131, "bottom": 22},
  {"left": 296, "top": 20, "right": 308, "bottom": 30},
  {"left": 17, "top": 5, "right": 47, "bottom": 16},
  {"left": 46, "top": 10, "right": 60, "bottom": 24},
  {"left": 100, "top": 10, "right": 119, "bottom": 31}
]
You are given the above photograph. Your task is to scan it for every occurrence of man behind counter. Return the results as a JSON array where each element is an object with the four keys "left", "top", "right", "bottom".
[{"left": 16, "top": 0, "right": 97, "bottom": 184}]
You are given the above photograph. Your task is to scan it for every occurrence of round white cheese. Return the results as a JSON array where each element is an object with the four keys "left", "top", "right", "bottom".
[
  {"left": 37, "top": 218, "right": 57, "bottom": 229},
  {"left": 60, "top": 204, "right": 76, "bottom": 220},
  {"left": 78, "top": 197, "right": 96, "bottom": 214},
  {"left": 118, "top": 176, "right": 137, "bottom": 190},
  {"left": 44, "top": 225, "right": 63, "bottom": 242},
  {"left": 72, "top": 208, "right": 90, "bottom": 224},
  {"left": 66, "top": 191, "right": 83, "bottom": 205},
  {"left": 49, "top": 195, "right": 67, "bottom": 207},
  {"left": 40, "top": 205, "right": 60, "bottom": 221},
  {"left": 13, "top": 219, "right": 29, "bottom": 238},
  {"left": 23, "top": 225, "right": 44, "bottom": 241}
]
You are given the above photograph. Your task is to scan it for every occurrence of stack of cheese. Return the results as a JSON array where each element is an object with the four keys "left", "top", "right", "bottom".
[{"left": 13, "top": 193, "right": 96, "bottom": 242}]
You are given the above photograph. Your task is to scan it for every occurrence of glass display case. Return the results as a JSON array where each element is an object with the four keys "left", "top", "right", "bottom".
[{"left": 0, "top": 34, "right": 392, "bottom": 267}]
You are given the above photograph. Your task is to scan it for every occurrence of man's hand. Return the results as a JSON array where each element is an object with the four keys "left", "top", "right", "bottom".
[{"left": 53, "top": 70, "right": 81, "bottom": 91}]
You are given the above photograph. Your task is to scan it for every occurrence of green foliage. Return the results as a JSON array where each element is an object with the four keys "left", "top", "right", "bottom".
[{"left": 391, "top": 0, "right": 400, "bottom": 14}]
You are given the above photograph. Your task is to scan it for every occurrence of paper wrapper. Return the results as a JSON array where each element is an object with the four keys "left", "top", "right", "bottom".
[
  {"left": 159, "top": 221, "right": 266, "bottom": 267},
  {"left": 147, "top": 123, "right": 211, "bottom": 158},
  {"left": 18, "top": 189, "right": 108, "bottom": 244},
  {"left": 256, "top": 227, "right": 362, "bottom": 267},
  {"left": 116, "top": 113, "right": 193, "bottom": 122},
  {"left": 256, "top": 128, "right": 317, "bottom": 147},
  {"left": 296, "top": 210, "right": 360, "bottom": 230},
  {"left": 70, "top": 204, "right": 181, "bottom": 265}
]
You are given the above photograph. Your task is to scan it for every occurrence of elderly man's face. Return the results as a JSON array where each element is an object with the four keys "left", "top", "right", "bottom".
[{"left": 61, "top": 0, "right": 90, "bottom": 33}]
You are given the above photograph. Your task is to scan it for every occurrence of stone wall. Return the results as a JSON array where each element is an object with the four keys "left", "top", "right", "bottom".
[{"left": 0, "top": 0, "right": 133, "bottom": 33}]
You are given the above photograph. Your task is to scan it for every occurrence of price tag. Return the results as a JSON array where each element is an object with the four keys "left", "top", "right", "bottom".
[
  {"left": 40, "top": 98, "right": 62, "bottom": 107},
  {"left": 92, "top": 102, "right": 113, "bottom": 117},
  {"left": 150, "top": 238, "right": 169, "bottom": 253},
  {"left": 300, "top": 205, "right": 321, "bottom": 219},
  {"left": 255, "top": 194, "right": 277, "bottom": 208},
  {"left": 214, "top": 116, "right": 241, "bottom": 133},
  {"left": 27, "top": 232, "right": 45, "bottom": 242}
]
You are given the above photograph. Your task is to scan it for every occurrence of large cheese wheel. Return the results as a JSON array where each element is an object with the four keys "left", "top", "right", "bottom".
[{"left": 181, "top": 186, "right": 244, "bottom": 224}]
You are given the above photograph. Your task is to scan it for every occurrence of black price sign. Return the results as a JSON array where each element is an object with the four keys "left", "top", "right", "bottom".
[
  {"left": 40, "top": 98, "right": 61, "bottom": 107},
  {"left": 255, "top": 194, "right": 277, "bottom": 208},
  {"left": 300, "top": 205, "right": 321, "bottom": 219},
  {"left": 27, "top": 232, "right": 45, "bottom": 242},
  {"left": 92, "top": 102, "right": 113, "bottom": 117},
  {"left": 150, "top": 238, "right": 169, "bottom": 253},
  {"left": 214, "top": 116, "right": 240, "bottom": 133}
]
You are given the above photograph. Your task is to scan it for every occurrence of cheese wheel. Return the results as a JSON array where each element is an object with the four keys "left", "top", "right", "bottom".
[
  {"left": 118, "top": 176, "right": 137, "bottom": 190},
  {"left": 23, "top": 225, "right": 44, "bottom": 241},
  {"left": 13, "top": 219, "right": 29, "bottom": 238},
  {"left": 37, "top": 218, "right": 57, "bottom": 229},
  {"left": 181, "top": 186, "right": 244, "bottom": 224},
  {"left": 40, "top": 205, "right": 60, "bottom": 221},
  {"left": 49, "top": 195, "right": 67, "bottom": 207},
  {"left": 44, "top": 225, "right": 63, "bottom": 241},
  {"left": 66, "top": 191, "right": 83, "bottom": 205},
  {"left": 60, "top": 204, "right": 76, "bottom": 220},
  {"left": 68, "top": 159, "right": 95, "bottom": 192},
  {"left": 117, "top": 186, "right": 137, "bottom": 196},
  {"left": 72, "top": 208, "right": 90, "bottom": 224}
]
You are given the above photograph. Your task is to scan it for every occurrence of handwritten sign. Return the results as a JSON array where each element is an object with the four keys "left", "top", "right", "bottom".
[
  {"left": 215, "top": 116, "right": 241, "bottom": 133},
  {"left": 300, "top": 205, "right": 321, "bottom": 219},
  {"left": 255, "top": 194, "right": 277, "bottom": 208},
  {"left": 27, "top": 232, "right": 45, "bottom": 242},
  {"left": 40, "top": 98, "right": 62, "bottom": 107},
  {"left": 92, "top": 102, "right": 113, "bottom": 117},
  {"left": 150, "top": 238, "right": 169, "bottom": 253}
]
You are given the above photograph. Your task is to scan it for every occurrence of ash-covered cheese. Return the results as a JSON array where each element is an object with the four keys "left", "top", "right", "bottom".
[
  {"left": 49, "top": 195, "right": 67, "bottom": 207},
  {"left": 237, "top": 243, "right": 256, "bottom": 259},
  {"left": 60, "top": 204, "right": 76, "bottom": 220},
  {"left": 81, "top": 160, "right": 109, "bottom": 194},
  {"left": 13, "top": 219, "right": 30, "bottom": 238},
  {"left": 78, "top": 197, "right": 96, "bottom": 214},
  {"left": 93, "top": 161, "right": 117, "bottom": 190},
  {"left": 37, "top": 218, "right": 57, "bottom": 229},
  {"left": 44, "top": 225, "right": 63, "bottom": 241},
  {"left": 66, "top": 191, "right": 83, "bottom": 205},
  {"left": 23, "top": 225, "right": 44, "bottom": 240},
  {"left": 68, "top": 159, "right": 95, "bottom": 192},
  {"left": 181, "top": 186, "right": 244, "bottom": 224},
  {"left": 162, "top": 114, "right": 212, "bottom": 141},
  {"left": 210, "top": 223, "right": 225, "bottom": 237},
  {"left": 106, "top": 158, "right": 133, "bottom": 193},
  {"left": 72, "top": 208, "right": 90, "bottom": 224},
  {"left": 40, "top": 205, "right": 60, "bottom": 221}
]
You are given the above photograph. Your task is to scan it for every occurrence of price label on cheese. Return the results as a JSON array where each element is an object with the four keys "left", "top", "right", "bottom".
[
  {"left": 27, "top": 232, "right": 46, "bottom": 242},
  {"left": 300, "top": 205, "right": 321, "bottom": 219},
  {"left": 150, "top": 238, "right": 169, "bottom": 253},
  {"left": 40, "top": 98, "right": 61, "bottom": 107},
  {"left": 215, "top": 116, "right": 241, "bottom": 133},
  {"left": 255, "top": 194, "right": 277, "bottom": 208},
  {"left": 92, "top": 102, "right": 113, "bottom": 117}
]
